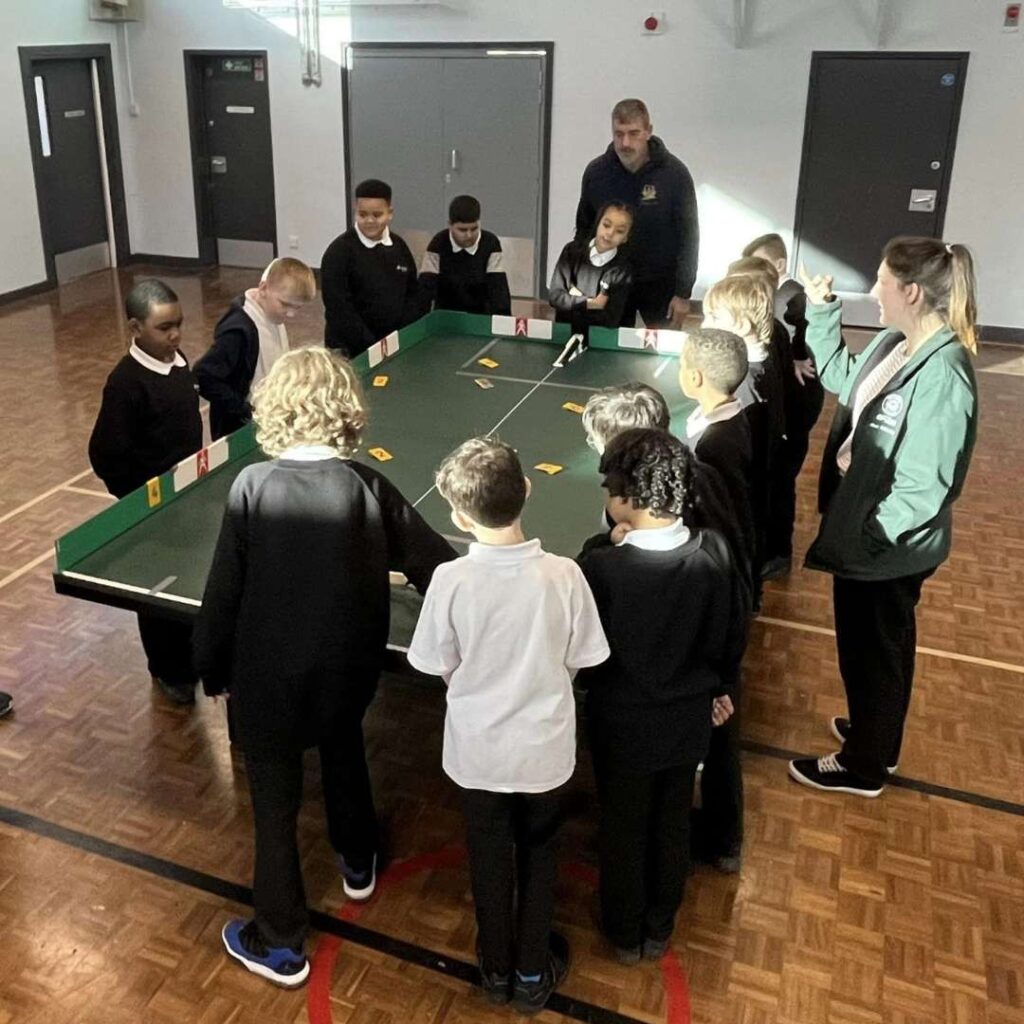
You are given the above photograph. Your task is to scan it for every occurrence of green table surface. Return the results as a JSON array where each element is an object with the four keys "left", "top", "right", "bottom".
[{"left": 56, "top": 331, "right": 694, "bottom": 648}]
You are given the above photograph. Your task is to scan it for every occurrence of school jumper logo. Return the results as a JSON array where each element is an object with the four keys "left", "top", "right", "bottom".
[{"left": 641, "top": 183, "right": 657, "bottom": 202}]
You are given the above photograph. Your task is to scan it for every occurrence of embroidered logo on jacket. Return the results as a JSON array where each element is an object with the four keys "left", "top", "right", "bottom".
[
  {"left": 640, "top": 183, "right": 657, "bottom": 202},
  {"left": 882, "top": 394, "right": 904, "bottom": 417}
]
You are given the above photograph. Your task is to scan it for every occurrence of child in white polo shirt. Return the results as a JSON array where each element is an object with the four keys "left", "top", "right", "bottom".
[{"left": 408, "top": 437, "right": 609, "bottom": 1014}]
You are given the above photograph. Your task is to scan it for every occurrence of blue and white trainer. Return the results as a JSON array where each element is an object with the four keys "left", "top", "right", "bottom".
[{"left": 221, "top": 919, "right": 309, "bottom": 988}]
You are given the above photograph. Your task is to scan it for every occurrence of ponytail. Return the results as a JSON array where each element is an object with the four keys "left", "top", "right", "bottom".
[
  {"left": 882, "top": 236, "right": 978, "bottom": 354},
  {"left": 946, "top": 243, "right": 978, "bottom": 355}
]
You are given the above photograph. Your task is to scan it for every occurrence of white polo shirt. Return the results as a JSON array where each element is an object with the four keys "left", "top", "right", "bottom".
[{"left": 407, "top": 538, "right": 609, "bottom": 793}]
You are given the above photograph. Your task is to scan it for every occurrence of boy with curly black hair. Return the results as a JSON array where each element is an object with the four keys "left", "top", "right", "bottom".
[{"left": 576, "top": 428, "right": 745, "bottom": 964}]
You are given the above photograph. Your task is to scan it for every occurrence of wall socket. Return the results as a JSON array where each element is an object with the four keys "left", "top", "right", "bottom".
[{"left": 288, "top": 235, "right": 299, "bottom": 249}]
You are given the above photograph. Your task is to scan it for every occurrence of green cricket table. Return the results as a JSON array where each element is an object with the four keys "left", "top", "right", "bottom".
[{"left": 53, "top": 311, "right": 695, "bottom": 650}]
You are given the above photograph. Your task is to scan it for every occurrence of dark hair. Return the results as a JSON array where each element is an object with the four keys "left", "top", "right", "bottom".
[
  {"left": 592, "top": 201, "right": 634, "bottom": 237},
  {"left": 436, "top": 436, "right": 527, "bottom": 528},
  {"left": 449, "top": 194, "right": 481, "bottom": 224},
  {"left": 125, "top": 278, "right": 178, "bottom": 321},
  {"left": 883, "top": 236, "right": 978, "bottom": 354},
  {"left": 355, "top": 178, "right": 392, "bottom": 203},
  {"left": 683, "top": 328, "right": 748, "bottom": 395},
  {"left": 611, "top": 98, "right": 650, "bottom": 126},
  {"left": 582, "top": 382, "right": 669, "bottom": 449},
  {"left": 599, "top": 427, "right": 697, "bottom": 521},
  {"left": 742, "top": 232, "right": 787, "bottom": 263}
]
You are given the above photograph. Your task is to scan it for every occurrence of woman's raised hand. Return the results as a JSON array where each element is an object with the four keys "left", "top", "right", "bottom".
[{"left": 798, "top": 262, "right": 835, "bottom": 305}]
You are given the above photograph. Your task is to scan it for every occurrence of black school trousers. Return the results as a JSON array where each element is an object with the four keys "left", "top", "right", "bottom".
[
  {"left": 461, "top": 785, "right": 564, "bottom": 977},
  {"left": 833, "top": 570, "right": 932, "bottom": 785},
  {"left": 137, "top": 612, "right": 198, "bottom": 687},
  {"left": 594, "top": 757, "right": 699, "bottom": 950},
  {"left": 244, "top": 718, "right": 379, "bottom": 950},
  {"left": 618, "top": 276, "right": 677, "bottom": 329},
  {"left": 694, "top": 703, "right": 743, "bottom": 858}
]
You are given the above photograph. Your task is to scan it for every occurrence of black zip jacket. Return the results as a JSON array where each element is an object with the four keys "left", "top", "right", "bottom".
[{"left": 194, "top": 296, "right": 259, "bottom": 440}]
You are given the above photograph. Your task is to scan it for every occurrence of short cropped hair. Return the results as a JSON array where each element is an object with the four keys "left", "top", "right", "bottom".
[
  {"left": 600, "top": 428, "right": 696, "bottom": 521},
  {"left": 683, "top": 328, "right": 748, "bottom": 395},
  {"left": 704, "top": 275, "right": 774, "bottom": 344},
  {"left": 252, "top": 347, "right": 367, "bottom": 458},
  {"left": 125, "top": 278, "right": 178, "bottom": 321},
  {"left": 582, "top": 383, "right": 670, "bottom": 451},
  {"left": 436, "top": 437, "right": 526, "bottom": 529},
  {"left": 611, "top": 98, "right": 650, "bottom": 126},
  {"left": 728, "top": 256, "right": 780, "bottom": 291},
  {"left": 742, "top": 232, "right": 787, "bottom": 263},
  {"left": 355, "top": 178, "right": 392, "bottom": 203},
  {"left": 263, "top": 257, "right": 317, "bottom": 300},
  {"left": 449, "top": 194, "right": 481, "bottom": 224}
]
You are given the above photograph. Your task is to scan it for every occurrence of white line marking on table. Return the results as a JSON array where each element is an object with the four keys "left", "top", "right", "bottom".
[
  {"left": 60, "top": 571, "right": 202, "bottom": 606},
  {"left": 455, "top": 370, "right": 597, "bottom": 393},
  {"left": 653, "top": 357, "right": 672, "bottom": 378},
  {"left": 149, "top": 575, "right": 178, "bottom": 595},
  {"left": 0, "top": 468, "right": 93, "bottom": 525},
  {"left": 459, "top": 338, "right": 499, "bottom": 370}
]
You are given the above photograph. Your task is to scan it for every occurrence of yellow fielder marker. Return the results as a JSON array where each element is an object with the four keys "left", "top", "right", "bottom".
[
  {"left": 368, "top": 447, "right": 393, "bottom": 462},
  {"left": 372, "top": 375, "right": 389, "bottom": 387},
  {"left": 146, "top": 478, "right": 162, "bottom": 507},
  {"left": 562, "top": 401, "right": 585, "bottom": 414},
  {"left": 478, "top": 357, "right": 500, "bottom": 368},
  {"left": 534, "top": 463, "right": 563, "bottom": 476}
]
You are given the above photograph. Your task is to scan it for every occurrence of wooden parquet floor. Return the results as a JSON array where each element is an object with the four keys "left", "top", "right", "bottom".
[{"left": 1, "top": 267, "right": 1022, "bottom": 1024}]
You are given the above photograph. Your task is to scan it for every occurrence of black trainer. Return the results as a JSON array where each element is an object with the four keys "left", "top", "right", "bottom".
[
  {"left": 788, "top": 753, "right": 883, "bottom": 798},
  {"left": 477, "top": 951, "right": 511, "bottom": 1005},
  {"left": 830, "top": 717, "right": 898, "bottom": 774},
  {"left": 152, "top": 676, "right": 195, "bottom": 706},
  {"left": 642, "top": 937, "right": 669, "bottom": 961},
  {"left": 0, "top": 691, "right": 12, "bottom": 718},
  {"left": 760, "top": 555, "right": 792, "bottom": 581},
  {"left": 511, "top": 932, "right": 570, "bottom": 1015}
]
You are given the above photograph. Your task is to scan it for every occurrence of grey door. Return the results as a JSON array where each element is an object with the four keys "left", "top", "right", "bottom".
[
  {"left": 29, "top": 59, "right": 109, "bottom": 283},
  {"left": 191, "top": 53, "right": 276, "bottom": 268},
  {"left": 794, "top": 52, "right": 968, "bottom": 320},
  {"left": 346, "top": 46, "right": 549, "bottom": 296}
]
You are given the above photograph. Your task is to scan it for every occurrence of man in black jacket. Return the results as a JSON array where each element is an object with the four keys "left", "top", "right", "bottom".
[{"left": 575, "top": 99, "right": 699, "bottom": 330}]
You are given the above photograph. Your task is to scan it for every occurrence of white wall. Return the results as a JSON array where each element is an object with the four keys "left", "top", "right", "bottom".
[{"left": 1, "top": 0, "right": 1021, "bottom": 328}]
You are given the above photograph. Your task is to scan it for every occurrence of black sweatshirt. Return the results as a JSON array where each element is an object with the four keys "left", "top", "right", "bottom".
[
  {"left": 320, "top": 228, "right": 419, "bottom": 357},
  {"left": 193, "top": 457, "right": 456, "bottom": 755},
  {"left": 88, "top": 352, "right": 202, "bottom": 498},
  {"left": 548, "top": 241, "right": 632, "bottom": 336},
  {"left": 194, "top": 296, "right": 259, "bottom": 440},
  {"left": 418, "top": 229, "right": 511, "bottom": 315},
  {"left": 576, "top": 528, "right": 746, "bottom": 772},
  {"left": 574, "top": 136, "right": 699, "bottom": 297}
]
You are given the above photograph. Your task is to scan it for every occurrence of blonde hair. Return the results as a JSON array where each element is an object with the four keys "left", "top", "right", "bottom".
[
  {"left": 252, "top": 347, "right": 367, "bottom": 457},
  {"left": 703, "top": 275, "right": 774, "bottom": 344},
  {"left": 728, "top": 255, "right": 780, "bottom": 292},
  {"left": 262, "top": 257, "right": 317, "bottom": 301},
  {"left": 883, "top": 237, "right": 978, "bottom": 354}
]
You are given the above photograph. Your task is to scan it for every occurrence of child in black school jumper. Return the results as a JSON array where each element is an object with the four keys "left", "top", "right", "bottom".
[
  {"left": 549, "top": 202, "right": 634, "bottom": 339},
  {"left": 195, "top": 257, "right": 317, "bottom": 440},
  {"left": 419, "top": 194, "right": 511, "bottom": 315},
  {"left": 678, "top": 328, "right": 755, "bottom": 873},
  {"left": 577, "top": 429, "right": 743, "bottom": 963},
  {"left": 194, "top": 347, "right": 455, "bottom": 989},
  {"left": 88, "top": 279, "right": 202, "bottom": 706},
  {"left": 743, "top": 234, "right": 825, "bottom": 577},
  {"left": 408, "top": 438, "right": 609, "bottom": 1014},
  {"left": 701, "top": 274, "right": 784, "bottom": 588},
  {"left": 320, "top": 178, "right": 420, "bottom": 357}
]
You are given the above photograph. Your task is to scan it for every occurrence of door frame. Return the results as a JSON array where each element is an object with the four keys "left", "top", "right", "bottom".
[
  {"left": 18, "top": 44, "right": 130, "bottom": 286},
  {"left": 341, "top": 41, "right": 554, "bottom": 297},
  {"left": 792, "top": 50, "right": 969, "bottom": 282},
  {"left": 183, "top": 49, "right": 278, "bottom": 266}
]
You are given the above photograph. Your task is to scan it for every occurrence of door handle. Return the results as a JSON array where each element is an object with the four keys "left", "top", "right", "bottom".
[
  {"left": 908, "top": 188, "right": 936, "bottom": 212},
  {"left": 450, "top": 148, "right": 459, "bottom": 172},
  {"left": 211, "top": 155, "right": 227, "bottom": 175}
]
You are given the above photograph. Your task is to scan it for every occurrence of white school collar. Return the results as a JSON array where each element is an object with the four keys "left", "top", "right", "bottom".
[
  {"left": 588, "top": 240, "right": 617, "bottom": 267},
  {"left": 685, "top": 398, "right": 743, "bottom": 439},
  {"left": 450, "top": 230, "right": 481, "bottom": 256},
  {"left": 617, "top": 518, "right": 691, "bottom": 551},
  {"left": 278, "top": 444, "right": 342, "bottom": 461},
  {"left": 129, "top": 343, "right": 186, "bottom": 376}
]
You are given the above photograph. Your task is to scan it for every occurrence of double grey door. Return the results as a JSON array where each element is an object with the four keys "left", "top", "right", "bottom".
[{"left": 346, "top": 47, "right": 549, "bottom": 297}]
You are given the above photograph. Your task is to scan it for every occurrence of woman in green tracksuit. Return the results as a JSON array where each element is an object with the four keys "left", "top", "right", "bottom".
[{"left": 788, "top": 237, "right": 979, "bottom": 797}]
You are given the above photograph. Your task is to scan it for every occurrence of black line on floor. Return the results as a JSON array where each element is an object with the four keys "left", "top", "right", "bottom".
[
  {"left": 0, "top": 803, "right": 646, "bottom": 1024},
  {"left": 741, "top": 740, "right": 1024, "bottom": 817}
]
